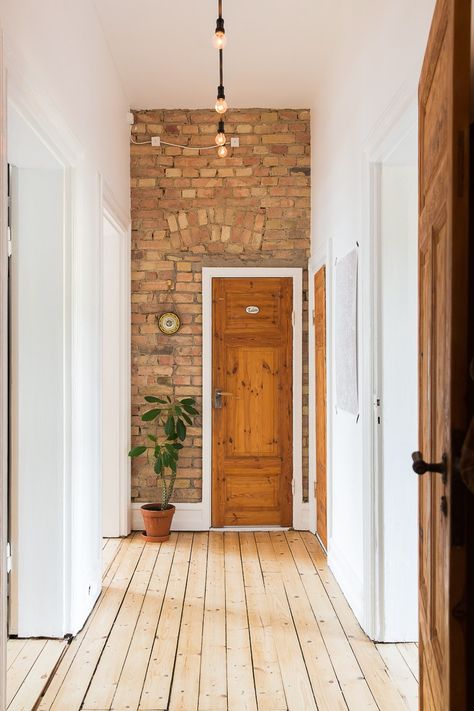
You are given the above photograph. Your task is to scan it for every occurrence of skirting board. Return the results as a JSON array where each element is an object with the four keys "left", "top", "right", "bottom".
[
  {"left": 131, "top": 502, "right": 309, "bottom": 532},
  {"left": 328, "top": 537, "right": 364, "bottom": 629}
]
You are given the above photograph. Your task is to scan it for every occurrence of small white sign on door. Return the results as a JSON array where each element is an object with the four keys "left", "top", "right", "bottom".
[{"left": 246, "top": 306, "right": 260, "bottom": 314}]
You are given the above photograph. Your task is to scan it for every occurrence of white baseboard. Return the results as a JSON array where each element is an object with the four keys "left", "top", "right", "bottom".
[
  {"left": 328, "top": 537, "right": 364, "bottom": 628},
  {"left": 131, "top": 501, "right": 310, "bottom": 532},
  {"left": 293, "top": 503, "right": 309, "bottom": 531}
]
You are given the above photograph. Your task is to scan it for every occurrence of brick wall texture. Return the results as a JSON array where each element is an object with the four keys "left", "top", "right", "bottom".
[{"left": 131, "top": 108, "right": 311, "bottom": 504}]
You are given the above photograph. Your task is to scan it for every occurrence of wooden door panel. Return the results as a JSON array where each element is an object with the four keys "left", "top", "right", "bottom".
[
  {"left": 418, "top": 0, "right": 470, "bottom": 708},
  {"left": 420, "top": 25, "right": 449, "bottom": 203},
  {"left": 225, "top": 347, "right": 279, "bottom": 457},
  {"left": 223, "top": 289, "right": 280, "bottom": 331},
  {"left": 212, "top": 277, "right": 293, "bottom": 527},
  {"left": 314, "top": 268, "right": 327, "bottom": 549}
]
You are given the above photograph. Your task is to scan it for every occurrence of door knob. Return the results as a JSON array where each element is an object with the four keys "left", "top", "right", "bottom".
[
  {"left": 412, "top": 451, "right": 447, "bottom": 482},
  {"left": 214, "top": 389, "right": 234, "bottom": 409}
]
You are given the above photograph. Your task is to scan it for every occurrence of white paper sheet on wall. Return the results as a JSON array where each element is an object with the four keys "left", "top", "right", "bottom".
[{"left": 335, "top": 247, "right": 358, "bottom": 415}]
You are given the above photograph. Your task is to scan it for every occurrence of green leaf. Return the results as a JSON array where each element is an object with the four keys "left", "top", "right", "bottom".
[
  {"left": 182, "top": 404, "right": 198, "bottom": 415},
  {"left": 177, "top": 418, "right": 186, "bottom": 441},
  {"left": 128, "top": 445, "right": 147, "bottom": 458},
  {"left": 181, "top": 412, "right": 193, "bottom": 426},
  {"left": 154, "top": 458, "right": 162, "bottom": 475},
  {"left": 172, "top": 442, "right": 184, "bottom": 450},
  {"left": 142, "top": 408, "right": 161, "bottom": 421},
  {"left": 164, "top": 415, "right": 175, "bottom": 437},
  {"left": 144, "top": 396, "right": 166, "bottom": 404},
  {"left": 180, "top": 398, "right": 196, "bottom": 405},
  {"left": 147, "top": 434, "right": 157, "bottom": 442}
]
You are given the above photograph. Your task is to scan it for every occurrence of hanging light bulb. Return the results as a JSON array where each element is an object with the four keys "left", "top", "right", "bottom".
[
  {"left": 215, "top": 86, "right": 228, "bottom": 115},
  {"left": 218, "top": 144, "right": 228, "bottom": 158},
  {"left": 215, "top": 120, "right": 226, "bottom": 146},
  {"left": 215, "top": 98, "right": 228, "bottom": 114},
  {"left": 213, "top": 14, "right": 227, "bottom": 49},
  {"left": 213, "top": 30, "right": 227, "bottom": 49}
]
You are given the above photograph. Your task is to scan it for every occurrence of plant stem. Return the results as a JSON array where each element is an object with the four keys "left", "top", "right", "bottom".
[{"left": 161, "top": 477, "right": 167, "bottom": 510}]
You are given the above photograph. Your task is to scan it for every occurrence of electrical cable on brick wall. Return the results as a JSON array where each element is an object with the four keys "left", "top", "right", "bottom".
[{"left": 130, "top": 136, "right": 223, "bottom": 151}]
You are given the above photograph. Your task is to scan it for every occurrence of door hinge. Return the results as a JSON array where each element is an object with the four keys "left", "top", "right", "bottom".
[
  {"left": 313, "top": 481, "right": 317, "bottom": 498},
  {"left": 292, "top": 311, "right": 295, "bottom": 327},
  {"left": 6, "top": 542, "right": 12, "bottom": 574},
  {"left": 374, "top": 397, "right": 381, "bottom": 424},
  {"left": 312, "top": 309, "right": 316, "bottom": 326}
]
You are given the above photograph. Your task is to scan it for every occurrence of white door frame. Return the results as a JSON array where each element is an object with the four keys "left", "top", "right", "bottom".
[
  {"left": 361, "top": 84, "right": 418, "bottom": 638},
  {"left": 100, "top": 185, "right": 131, "bottom": 537},
  {"left": 0, "top": 29, "right": 8, "bottom": 711},
  {"left": 5, "top": 77, "right": 79, "bottom": 640},
  {"left": 202, "top": 266, "right": 306, "bottom": 530},
  {"left": 0, "top": 26, "right": 82, "bottom": 691}
]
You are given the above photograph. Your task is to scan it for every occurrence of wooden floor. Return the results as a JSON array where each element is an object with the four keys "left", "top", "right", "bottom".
[
  {"left": 7, "top": 638, "right": 67, "bottom": 711},
  {"left": 16, "top": 531, "right": 418, "bottom": 711}
]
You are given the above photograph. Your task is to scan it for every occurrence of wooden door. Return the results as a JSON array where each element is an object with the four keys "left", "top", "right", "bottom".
[
  {"left": 212, "top": 277, "right": 293, "bottom": 526},
  {"left": 417, "top": 0, "right": 470, "bottom": 708},
  {"left": 314, "top": 267, "right": 327, "bottom": 549}
]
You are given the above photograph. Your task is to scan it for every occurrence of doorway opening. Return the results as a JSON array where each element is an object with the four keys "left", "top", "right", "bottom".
[
  {"left": 377, "top": 123, "right": 418, "bottom": 641},
  {"left": 314, "top": 267, "right": 327, "bottom": 550},
  {"left": 202, "top": 267, "right": 305, "bottom": 530},
  {"left": 101, "top": 210, "right": 130, "bottom": 538},
  {"left": 365, "top": 104, "right": 419, "bottom": 642},
  {"left": 7, "top": 102, "right": 70, "bottom": 638}
]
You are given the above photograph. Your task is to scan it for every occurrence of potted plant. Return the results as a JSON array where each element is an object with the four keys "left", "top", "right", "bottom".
[{"left": 129, "top": 395, "right": 198, "bottom": 541}]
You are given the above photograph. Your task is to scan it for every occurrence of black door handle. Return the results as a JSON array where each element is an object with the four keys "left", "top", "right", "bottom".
[{"left": 412, "top": 451, "right": 447, "bottom": 482}]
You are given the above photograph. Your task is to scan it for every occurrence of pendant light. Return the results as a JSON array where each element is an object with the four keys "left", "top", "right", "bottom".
[{"left": 213, "top": 0, "right": 228, "bottom": 155}]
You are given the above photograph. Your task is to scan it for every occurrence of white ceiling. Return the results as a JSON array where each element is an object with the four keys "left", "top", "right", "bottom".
[{"left": 93, "top": 0, "right": 335, "bottom": 109}]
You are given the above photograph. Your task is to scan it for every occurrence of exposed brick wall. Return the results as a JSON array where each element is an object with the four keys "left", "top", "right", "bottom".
[{"left": 131, "top": 108, "right": 311, "bottom": 504}]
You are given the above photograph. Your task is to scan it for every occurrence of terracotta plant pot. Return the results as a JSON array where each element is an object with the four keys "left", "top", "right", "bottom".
[{"left": 141, "top": 503, "right": 176, "bottom": 542}]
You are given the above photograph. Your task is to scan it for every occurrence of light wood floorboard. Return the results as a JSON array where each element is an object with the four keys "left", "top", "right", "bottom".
[
  {"left": 10, "top": 531, "right": 419, "bottom": 710},
  {"left": 6, "top": 639, "right": 67, "bottom": 711}
]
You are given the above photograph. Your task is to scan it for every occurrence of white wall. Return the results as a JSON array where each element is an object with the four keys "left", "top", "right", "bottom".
[
  {"left": 310, "top": 0, "right": 435, "bottom": 627},
  {"left": 1, "top": 0, "right": 130, "bottom": 634},
  {"left": 380, "top": 164, "right": 418, "bottom": 641}
]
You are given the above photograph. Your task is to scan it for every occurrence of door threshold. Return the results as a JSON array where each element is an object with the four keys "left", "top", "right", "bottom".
[{"left": 210, "top": 526, "right": 291, "bottom": 532}]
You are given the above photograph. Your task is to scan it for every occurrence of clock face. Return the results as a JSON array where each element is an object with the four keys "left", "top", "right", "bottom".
[{"left": 158, "top": 311, "right": 181, "bottom": 335}]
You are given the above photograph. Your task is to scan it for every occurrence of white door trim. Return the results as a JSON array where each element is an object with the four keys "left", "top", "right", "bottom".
[
  {"left": 361, "top": 83, "right": 417, "bottom": 638},
  {"left": 100, "top": 185, "right": 131, "bottom": 537},
  {"left": 202, "top": 266, "right": 306, "bottom": 530},
  {"left": 0, "top": 28, "right": 8, "bottom": 711},
  {"left": 3, "top": 38, "right": 84, "bottom": 640}
]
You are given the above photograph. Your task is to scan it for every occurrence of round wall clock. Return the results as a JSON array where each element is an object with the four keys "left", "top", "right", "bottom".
[{"left": 158, "top": 311, "right": 181, "bottom": 335}]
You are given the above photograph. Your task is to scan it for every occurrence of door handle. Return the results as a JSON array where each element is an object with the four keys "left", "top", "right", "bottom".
[
  {"left": 214, "top": 389, "right": 234, "bottom": 409},
  {"left": 412, "top": 451, "right": 447, "bottom": 483}
]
